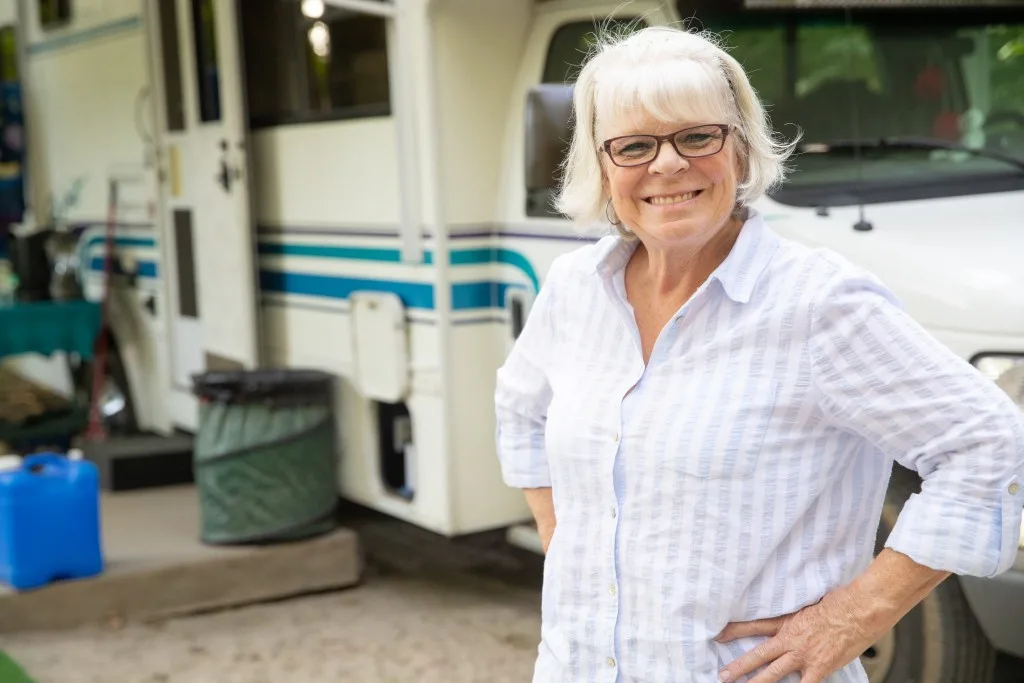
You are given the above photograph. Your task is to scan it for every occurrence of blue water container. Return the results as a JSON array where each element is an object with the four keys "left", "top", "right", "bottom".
[{"left": 0, "top": 452, "right": 104, "bottom": 591}]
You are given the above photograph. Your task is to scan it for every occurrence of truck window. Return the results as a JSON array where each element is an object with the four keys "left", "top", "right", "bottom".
[
  {"left": 241, "top": 0, "right": 391, "bottom": 128},
  {"left": 693, "top": 3, "right": 1024, "bottom": 205},
  {"left": 543, "top": 18, "right": 648, "bottom": 84},
  {"left": 526, "top": 18, "right": 647, "bottom": 218},
  {"left": 38, "top": 0, "right": 71, "bottom": 30}
]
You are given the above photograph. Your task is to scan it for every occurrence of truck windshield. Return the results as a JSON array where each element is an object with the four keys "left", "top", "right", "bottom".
[{"left": 689, "top": 4, "right": 1024, "bottom": 205}]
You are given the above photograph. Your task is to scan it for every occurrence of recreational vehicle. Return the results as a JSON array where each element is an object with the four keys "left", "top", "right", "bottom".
[{"left": 3, "top": 0, "right": 1023, "bottom": 680}]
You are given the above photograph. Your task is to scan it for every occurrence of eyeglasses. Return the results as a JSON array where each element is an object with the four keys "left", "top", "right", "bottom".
[{"left": 600, "top": 124, "right": 732, "bottom": 168}]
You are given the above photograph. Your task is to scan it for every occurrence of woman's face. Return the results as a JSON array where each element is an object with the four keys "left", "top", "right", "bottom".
[{"left": 601, "top": 111, "right": 742, "bottom": 246}]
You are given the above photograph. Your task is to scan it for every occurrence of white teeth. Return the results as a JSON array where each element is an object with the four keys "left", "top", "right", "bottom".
[{"left": 649, "top": 191, "right": 698, "bottom": 205}]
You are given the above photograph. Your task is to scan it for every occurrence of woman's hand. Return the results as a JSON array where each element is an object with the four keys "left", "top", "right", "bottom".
[
  {"left": 715, "top": 549, "right": 950, "bottom": 683},
  {"left": 714, "top": 589, "right": 876, "bottom": 683}
]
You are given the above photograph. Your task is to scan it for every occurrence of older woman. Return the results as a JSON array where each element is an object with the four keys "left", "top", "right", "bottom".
[{"left": 494, "top": 24, "right": 1024, "bottom": 683}]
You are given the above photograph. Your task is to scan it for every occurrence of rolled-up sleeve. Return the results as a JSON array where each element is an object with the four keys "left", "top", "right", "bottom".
[
  {"left": 494, "top": 257, "right": 566, "bottom": 489},
  {"left": 809, "top": 267, "right": 1024, "bottom": 578}
]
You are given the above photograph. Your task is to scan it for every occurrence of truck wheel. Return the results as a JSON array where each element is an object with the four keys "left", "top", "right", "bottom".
[{"left": 861, "top": 469, "right": 997, "bottom": 683}]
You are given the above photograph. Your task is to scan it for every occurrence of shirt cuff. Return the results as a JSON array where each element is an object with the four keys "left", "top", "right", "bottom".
[
  {"left": 885, "top": 475, "right": 1024, "bottom": 578},
  {"left": 501, "top": 467, "right": 552, "bottom": 489}
]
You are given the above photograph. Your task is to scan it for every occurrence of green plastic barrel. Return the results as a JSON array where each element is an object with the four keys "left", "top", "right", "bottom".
[{"left": 191, "top": 369, "right": 339, "bottom": 545}]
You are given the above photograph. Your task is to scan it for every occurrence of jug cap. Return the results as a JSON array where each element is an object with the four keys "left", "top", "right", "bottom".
[{"left": 0, "top": 455, "right": 22, "bottom": 473}]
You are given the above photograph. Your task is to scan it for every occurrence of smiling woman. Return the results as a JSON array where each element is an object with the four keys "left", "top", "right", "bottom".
[{"left": 495, "top": 22, "right": 1024, "bottom": 683}]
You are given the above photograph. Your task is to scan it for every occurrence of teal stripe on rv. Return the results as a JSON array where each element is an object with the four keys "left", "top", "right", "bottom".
[
  {"left": 28, "top": 15, "right": 143, "bottom": 55},
  {"left": 85, "top": 237, "right": 539, "bottom": 310},
  {"left": 257, "top": 242, "right": 540, "bottom": 293}
]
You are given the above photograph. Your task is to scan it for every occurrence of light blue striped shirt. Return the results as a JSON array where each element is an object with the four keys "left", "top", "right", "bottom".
[{"left": 494, "top": 210, "right": 1024, "bottom": 683}]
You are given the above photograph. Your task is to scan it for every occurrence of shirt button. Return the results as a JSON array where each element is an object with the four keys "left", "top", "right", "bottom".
[
  {"left": 613, "top": 431, "right": 620, "bottom": 443},
  {"left": 608, "top": 585, "right": 617, "bottom": 596},
  {"left": 606, "top": 657, "right": 616, "bottom": 668},
  {"left": 610, "top": 507, "right": 617, "bottom": 519},
  {"left": 1010, "top": 482, "right": 1020, "bottom": 495}
]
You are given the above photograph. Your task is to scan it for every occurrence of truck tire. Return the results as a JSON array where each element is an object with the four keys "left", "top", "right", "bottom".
[{"left": 861, "top": 469, "right": 997, "bottom": 683}]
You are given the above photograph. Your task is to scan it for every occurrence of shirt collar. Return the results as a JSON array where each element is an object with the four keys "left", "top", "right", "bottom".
[{"left": 590, "top": 209, "right": 780, "bottom": 304}]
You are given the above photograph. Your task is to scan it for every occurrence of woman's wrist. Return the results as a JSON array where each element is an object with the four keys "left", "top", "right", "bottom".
[{"left": 840, "top": 548, "right": 951, "bottom": 635}]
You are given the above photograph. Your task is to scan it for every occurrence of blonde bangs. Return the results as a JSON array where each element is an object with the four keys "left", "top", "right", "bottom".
[{"left": 594, "top": 57, "right": 738, "bottom": 140}]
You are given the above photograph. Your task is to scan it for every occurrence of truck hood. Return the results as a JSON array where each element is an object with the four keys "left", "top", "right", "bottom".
[{"left": 765, "top": 191, "right": 1024, "bottom": 336}]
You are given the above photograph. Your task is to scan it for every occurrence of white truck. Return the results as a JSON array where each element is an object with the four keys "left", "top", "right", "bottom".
[{"left": 3, "top": 0, "right": 1022, "bottom": 680}]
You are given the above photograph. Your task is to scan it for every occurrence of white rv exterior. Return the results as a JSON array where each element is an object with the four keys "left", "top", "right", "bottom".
[
  {"left": 5, "top": 1, "right": 1024, "bottom": 676},
  {"left": 9, "top": 0, "right": 1024, "bottom": 535}
]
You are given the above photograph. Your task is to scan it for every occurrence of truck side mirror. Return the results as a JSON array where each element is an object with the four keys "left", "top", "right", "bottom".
[{"left": 524, "top": 83, "right": 574, "bottom": 218}]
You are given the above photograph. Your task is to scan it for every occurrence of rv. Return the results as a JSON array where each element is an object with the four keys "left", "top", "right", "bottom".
[{"left": 4, "top": 0, "right": 1023, "bottom": 680}]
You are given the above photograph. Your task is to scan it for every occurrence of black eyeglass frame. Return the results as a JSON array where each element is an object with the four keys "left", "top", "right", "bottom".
[{"left": 600, "top": 124, "right": 734, "bottom": 167}]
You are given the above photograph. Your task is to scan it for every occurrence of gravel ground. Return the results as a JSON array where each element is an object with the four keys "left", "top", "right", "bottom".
[
  {"left": 3, "top": 507, "right": 1022, "bottom": 683},
  {"left": 1, "top": 572, "right": 543, "bottom": 683}
]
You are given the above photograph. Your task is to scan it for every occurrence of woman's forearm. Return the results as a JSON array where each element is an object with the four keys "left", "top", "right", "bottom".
[
  {"left": 841, "top": 548, "right": 951, "bottom": 633},
  {"left": 524, "top": 487, "right": 556, "bottom": 553}
]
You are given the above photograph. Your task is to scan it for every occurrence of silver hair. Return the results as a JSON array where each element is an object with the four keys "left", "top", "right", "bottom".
[{"left": 554, "top": 23, "right": 799, "bottom": 235}]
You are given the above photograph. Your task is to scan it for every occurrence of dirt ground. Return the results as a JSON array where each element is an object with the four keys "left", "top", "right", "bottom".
[
  {"left": 3, "top": 509, "right": 1022, "bottom": 683},
  {"left": 1, "top": 572, "right": 542, "bottom": 683}
]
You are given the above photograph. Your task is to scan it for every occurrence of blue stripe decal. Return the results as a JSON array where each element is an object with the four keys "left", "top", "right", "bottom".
[
  {"left": 258, "top": 243, "right": 404, "bottom": 262},
  {"left": 84, "top": 230, "right": 540, "bottom": 310},
  {"left": 258, "top": 243, "right": 540, "bottom": 292},
  {"left": 432, "top": 248, "right": 539, "bottom": 292},
  {"left": 28, "top": 15, "right": 143, "bottom": 55},
  {"left": 84, "top": 236, "right": 157, "bottom": 251},
  {"left": 260, "top": 271, "right": 435, "bottom": 310},
  {"left": 452, "top": 282, "right": 520, "bottom": 310},
  {"left": 89, "top": 257, "right": 158, "bottom": 278}
]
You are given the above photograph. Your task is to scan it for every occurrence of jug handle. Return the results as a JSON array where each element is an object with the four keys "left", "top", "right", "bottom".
[{"left": 23, "top": 453, "right": 67, "bottom": 474}]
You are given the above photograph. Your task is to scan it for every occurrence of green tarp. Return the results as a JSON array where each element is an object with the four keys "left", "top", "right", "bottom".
[
  {"left": 0, "top": 651, "right": 36, "bottom": 683},
  {"left": 0, "top": 300, "right": 102, "bottom": 361}
]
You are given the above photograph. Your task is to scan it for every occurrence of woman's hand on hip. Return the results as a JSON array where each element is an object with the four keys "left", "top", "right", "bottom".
[
  {"left": 713, "top": 588, "right": 877, "bottom": 683},
  {"left": 715, "top": 548, "right": 949, "bottom": 682}
]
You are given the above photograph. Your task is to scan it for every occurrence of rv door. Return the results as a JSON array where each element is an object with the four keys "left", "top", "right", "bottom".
[{"left": 145, "top": 0, "right": 260, "bottom": 386}]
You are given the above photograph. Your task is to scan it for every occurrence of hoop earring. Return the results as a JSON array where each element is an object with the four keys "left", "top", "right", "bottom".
[{"left": 605, "top": 199, "right": 621, "bottom": 227}]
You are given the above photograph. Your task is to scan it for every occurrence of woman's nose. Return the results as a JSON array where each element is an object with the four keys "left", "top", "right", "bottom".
[{"left": 648, "top": 139, "right": 690, "bottom": 175}]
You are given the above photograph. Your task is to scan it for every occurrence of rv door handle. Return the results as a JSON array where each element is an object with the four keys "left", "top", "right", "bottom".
[{"left": 216, "top": 159, "right": 233, "bottom": 192}]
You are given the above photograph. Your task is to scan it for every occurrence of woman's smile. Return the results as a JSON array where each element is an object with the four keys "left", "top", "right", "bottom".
[{"left": 644, "top": 189, "right": 703, "bottom": 207}]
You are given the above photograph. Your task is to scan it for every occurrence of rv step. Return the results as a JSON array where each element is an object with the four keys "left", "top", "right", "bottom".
[{"left": 78, "top": 433, "right": 194, "bottom": 492}]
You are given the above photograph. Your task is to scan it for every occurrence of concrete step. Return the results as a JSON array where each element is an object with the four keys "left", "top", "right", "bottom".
[
  {"left": 78, "top": 433, "right": 195, "bottom": 491},
  {"left": 0, "top": 485, "right": 362, "bottom": 634}
]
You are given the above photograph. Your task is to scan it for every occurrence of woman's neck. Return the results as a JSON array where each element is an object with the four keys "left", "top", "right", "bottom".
[{"left": 627, "top": 214, "right": 744, "bottom": 307}]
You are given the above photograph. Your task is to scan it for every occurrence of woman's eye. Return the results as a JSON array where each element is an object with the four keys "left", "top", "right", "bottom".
[
  {"left": 680, "top": 133, "right": 713, "bottom": 147},
  {"left": 616, "top": 141, "right": 654, "bottom": 157}
]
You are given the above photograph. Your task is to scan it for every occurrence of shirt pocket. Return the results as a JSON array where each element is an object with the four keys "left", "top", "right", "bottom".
[{"left": 670, "top": 377, "right": 781, "bottom": 480}]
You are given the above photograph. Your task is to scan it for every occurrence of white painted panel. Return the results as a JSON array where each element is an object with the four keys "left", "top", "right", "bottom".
[
  {"left": 27, "top": 28, "right": 151, "bottom": 223},
  {"left": 433, "top": 0, "right": 531, "bottom": 225},
  {"left": 250, "top": 118, "right": 402, "bottom": 228}
]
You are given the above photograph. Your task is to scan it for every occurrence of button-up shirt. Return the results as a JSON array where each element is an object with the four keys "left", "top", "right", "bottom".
[{"left": 494, "top": 210, "right": 1024, "bottom": 683}]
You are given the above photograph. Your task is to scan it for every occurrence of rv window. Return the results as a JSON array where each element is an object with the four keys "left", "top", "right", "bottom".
[
  {"left": 191, "top": 0, "right": 221, "bottom": 123},
  {"left": 158, "top": 0, "right": 185, "bottom": 132},
  {"left": 241, "top": 0, "right": 391, "bottom": 128},
  {"left": 0, "top": 27, "right": 18, "bottom": 82},
  {"left": 543, "top": 18, "right": 647, "bottom": 84},
  {"left": 38, "top": 0, "right": 70, "bottom": 30}
]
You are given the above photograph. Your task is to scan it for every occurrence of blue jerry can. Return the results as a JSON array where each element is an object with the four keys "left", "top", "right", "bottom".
[{"left": 0, "top": 452, "right": 104, "bottom": 591}]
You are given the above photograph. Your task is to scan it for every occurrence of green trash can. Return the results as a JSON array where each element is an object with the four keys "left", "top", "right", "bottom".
[{"left": 191, "top": 369, "right": 339, "bottom": 545}]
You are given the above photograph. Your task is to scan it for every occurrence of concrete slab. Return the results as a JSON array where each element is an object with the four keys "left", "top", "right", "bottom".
[{"left": 0, "top": 485, "right": 361, "bottom": 634}]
